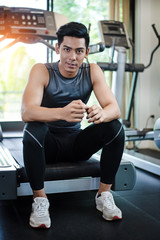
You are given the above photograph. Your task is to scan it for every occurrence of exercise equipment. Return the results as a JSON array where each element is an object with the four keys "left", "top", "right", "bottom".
[
  {"left": 0, "top": 7, "right": 136, "bottom": 200},
  {"left": 98, "top": 20, "right": 160, "bottom": 128},
  {"left": 98, "top": 20, "right": 145, "bottom": 119},
  {"left": 0, "top": 138, "right": 136, "bottom": 200},
  {"left": 0, "top": 6, "right": 68, "bottom": 52},
  {"left": 125, "top": 118, "right": 160, "bottom": 148},
  {"left": 124, "top": 118, "right": 160, "bottom": 175},
  {"left": 97, "top": 20, "right": 160, "bottom": 175},
  {"left": 154, "top": 118, "right": 160, "bottom": 149}
]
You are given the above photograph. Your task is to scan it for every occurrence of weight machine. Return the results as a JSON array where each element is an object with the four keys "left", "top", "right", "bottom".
[
  {"left": 0, "top": 7, "right": 136, "bottom": 200},
  {"left": 97, "top": 20, "right": 160, "bottom": 175}
]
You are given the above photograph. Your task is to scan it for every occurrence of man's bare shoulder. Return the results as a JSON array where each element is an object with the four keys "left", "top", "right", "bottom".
[
  {"left": 90, "top": 62, "right": 103, "bottom": 73},
  {"left": 29, "top": 63, "right": 49, "bottom": 86},
  {"left": 90, "top": 63, "right": 104, "bottom": 82},
  {"left": 30, "top": 63, "right": 48, "bottom": 74}
]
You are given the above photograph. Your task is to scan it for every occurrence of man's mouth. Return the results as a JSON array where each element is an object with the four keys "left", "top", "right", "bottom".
[{"left": 66, "top": 62, "right": 77, "bottom": 68}]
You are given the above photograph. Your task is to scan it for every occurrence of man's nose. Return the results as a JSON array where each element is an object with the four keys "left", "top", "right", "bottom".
[{"left": 69, "top": 50, "right": 76, "bottom": 60}]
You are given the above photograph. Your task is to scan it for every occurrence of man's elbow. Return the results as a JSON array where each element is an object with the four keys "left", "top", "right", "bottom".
[
  {"left": 21, "top": 106, "right": 31, "bottom": 122},
  {"left": 115, "top": 106, "right": 121, "bottom": 119},
  {"left": 21, "top": 111, "right": 28, "bottom": 122}
]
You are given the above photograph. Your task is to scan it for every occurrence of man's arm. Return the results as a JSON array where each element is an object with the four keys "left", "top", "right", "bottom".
[
  {"left": 21, "top": 63, "right": 87, "bottom": 123},
  {"left": 87, "top": 63, "right": 121, "bottom": 124}
]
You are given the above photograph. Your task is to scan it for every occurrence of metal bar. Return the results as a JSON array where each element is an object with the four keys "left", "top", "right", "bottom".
[
  {"left": 17, "top": 177, "right": 100, "bottom": 196},
  {"left": 0, "top": 38, "right": 20, "bottom": 53},
  {"left": 0, "top": 34, "right": 8, "bottom": 42},
  {"left": 125, "top": 130, "right": 154, "bottom": 141},
  {"left": 124, "top": 72, "right": 139, "bottom": 126},
  {"left": 112, "top": 47, "right": 126, "bottom": 110}
]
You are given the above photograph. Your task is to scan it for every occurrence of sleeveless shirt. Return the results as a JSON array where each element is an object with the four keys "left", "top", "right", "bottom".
[{"left": 41, "top": 61, "right": 93, "bottom": 132}]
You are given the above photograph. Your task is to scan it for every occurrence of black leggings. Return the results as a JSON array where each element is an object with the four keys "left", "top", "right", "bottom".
[{"left": 23, "top": 120, "right": 125, "bottom": 190}]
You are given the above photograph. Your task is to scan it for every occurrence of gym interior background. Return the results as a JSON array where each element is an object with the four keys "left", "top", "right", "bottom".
[
  {"left": 0, "top": 0, "right": 160, "bottom": 240},
  {"left": 0, "top": 0, "right": 159, "bottom": 150}
]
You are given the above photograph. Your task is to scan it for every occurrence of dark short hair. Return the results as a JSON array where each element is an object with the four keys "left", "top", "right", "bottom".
[{"left": 56, "top": 22, "right": 90, "bottom": 49}]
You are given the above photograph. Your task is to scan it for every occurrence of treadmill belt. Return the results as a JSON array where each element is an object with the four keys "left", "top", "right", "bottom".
[
  {"left": 2, "top": 138, "right": 24, "bottom": 167},
  {"left": 0, "top": 145, "right": 12, "bottom": 167}
]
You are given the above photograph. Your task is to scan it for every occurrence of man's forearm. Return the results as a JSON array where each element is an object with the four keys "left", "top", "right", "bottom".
[{"left": 21, "top": 105, "right": 62, "bottom": 122}]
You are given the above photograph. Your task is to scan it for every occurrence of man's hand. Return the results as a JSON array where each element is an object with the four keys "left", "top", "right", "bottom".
[
  {"left": 63, "top": 100, "right": 88, "bottom": 122},
  {"left": 86, "top": 105, "right": 105, "bottom": 124}
]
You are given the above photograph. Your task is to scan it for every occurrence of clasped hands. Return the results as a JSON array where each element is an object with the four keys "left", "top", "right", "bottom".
[{"left": 63, "top": 99, "right": 105, "bottom": 124}]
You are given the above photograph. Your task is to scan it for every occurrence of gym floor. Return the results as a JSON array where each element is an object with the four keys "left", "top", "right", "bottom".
[{"left": 0, "top": 167, "right": 160, "bottom": 240}]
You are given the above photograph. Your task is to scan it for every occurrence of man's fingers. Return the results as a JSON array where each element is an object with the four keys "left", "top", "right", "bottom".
[
  {"left": 86, "top": 106, "right": 100, "bottom": 119},
  {"left": 72, "top": 100, "right": 88, "bottom": 109}
]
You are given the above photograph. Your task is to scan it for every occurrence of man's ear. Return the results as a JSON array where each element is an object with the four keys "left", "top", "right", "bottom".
[
  {"left": 85, "top": 48, "right": 89, "bottom": 58},
  {"left": 55, "top": 43, "right": 60, "bottom": 54}
]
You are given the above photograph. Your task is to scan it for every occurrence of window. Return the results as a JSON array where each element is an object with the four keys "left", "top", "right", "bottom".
[
  {"left": 53, "top": 0, "right": 110, "bottom": 64},
  {"left": 0, "top": 0, "right": 47, "bottom": 122}
]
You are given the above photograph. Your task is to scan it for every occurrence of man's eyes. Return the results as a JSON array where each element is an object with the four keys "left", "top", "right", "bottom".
[
  {"left": 76, "top": 49, "right": 84, "bottom": 54},
  {"left": 63, "top": 48, "right": 84, "bottom": 54},
  {"left": 64, "top": 47, "right": 70, "bottom": 52}
]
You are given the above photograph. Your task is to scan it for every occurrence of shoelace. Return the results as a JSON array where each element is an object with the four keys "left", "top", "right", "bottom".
[
  {"left": 103, "top": 195, "right": 115, "bottom": 210},
  {"left": 33, "top": 199, "right": 48, "bottom": 216}
]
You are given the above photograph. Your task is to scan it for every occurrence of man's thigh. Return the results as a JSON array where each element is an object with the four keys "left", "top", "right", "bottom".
[
  {"left": 72, "top": 121, "right": 122, "bottom": 161},
  {"left": 44, "top": 131, "right": 79, "bottom": 163},
  {"left": 44, "top": 131, "right": 60, "bottom": 163},
  {"left": 72, "top": 123, "right": 104, "bottom": 160}
]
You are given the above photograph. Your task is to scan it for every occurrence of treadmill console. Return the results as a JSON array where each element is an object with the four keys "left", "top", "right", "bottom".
[
  {"left": 98, "top": 20, "right": 130, "bottom": 49},
  {"left": 0, "top": 6, "right": 68, "bottom": 40}
]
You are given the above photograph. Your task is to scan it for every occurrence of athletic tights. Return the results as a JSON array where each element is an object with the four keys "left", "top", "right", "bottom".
[{"left": 23, "top": 120, "right": 125, "bottom": 190}]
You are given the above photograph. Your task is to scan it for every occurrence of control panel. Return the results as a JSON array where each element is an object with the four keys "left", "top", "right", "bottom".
[
  {"left": 0, "top": 6, "right": 68, "bottom": 40},
  {"left": 98, "top": 20, "right": 130, "bottom": 49}
]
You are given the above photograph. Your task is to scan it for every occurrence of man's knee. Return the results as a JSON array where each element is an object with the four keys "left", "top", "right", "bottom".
[
  {"left": 111, "top": 119, "right": 124, "bottom": 135},
  {"left": 23, "top": 122, "right": 48, "bottom": 147},
  {"left": 97, "top": 120, "right": 124, "bottom": 136},
  {"left": 98, "top": 120, "right": 124, "bottom": 146},
  {"left": 104, "top": 120, "right": 125, "bottom": 146}
]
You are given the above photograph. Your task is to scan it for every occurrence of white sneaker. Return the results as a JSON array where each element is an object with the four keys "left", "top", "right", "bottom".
[
  {"left": 95, "top": 191, "right": 122, "bottom": 221},
  {"left": 29, "top": 197, "right": 51, "bottom": 228}
]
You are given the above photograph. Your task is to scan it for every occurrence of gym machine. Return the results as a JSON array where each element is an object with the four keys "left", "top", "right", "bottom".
[
  {"left": 98, "top": 20, "right": 145, "bottom": 117},
  {"left": 0, "top": 6, "right": 68, "bottom": 51},
  {"left": 98, "top": 20, "right": 160, "bottom": 175},
  {"left": 0, "top": 7, "right": 136, "bottom": 200}
]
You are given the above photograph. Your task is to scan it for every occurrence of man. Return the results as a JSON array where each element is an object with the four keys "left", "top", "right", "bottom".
[{"left": 21, "top": 22, "right": 124, "bottom": 228}]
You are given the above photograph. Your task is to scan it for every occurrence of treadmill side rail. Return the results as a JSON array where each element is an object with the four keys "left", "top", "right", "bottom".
[
  {"left": 0, "top": 144, "right": 17, "bottom": 200},
  {"left": 0, "top": 166, "right": 17, "bottom": 200}
]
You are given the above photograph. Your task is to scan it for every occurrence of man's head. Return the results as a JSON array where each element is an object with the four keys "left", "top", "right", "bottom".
[
  {"left": 55, "top": 22, "right": 90, "bottom": 78},
  {"left": 56, "top": 22, "right": 90, "bottom": 50}
]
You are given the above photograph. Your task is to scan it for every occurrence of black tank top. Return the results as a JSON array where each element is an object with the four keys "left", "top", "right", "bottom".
[{"left": 41, "top": 61, "right": 93, "bottom": 132}]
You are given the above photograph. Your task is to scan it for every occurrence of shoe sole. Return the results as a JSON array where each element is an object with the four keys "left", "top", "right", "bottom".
[
  {"left": 30, "top": 223, "right": 51, "bottom": 229},
  {"left": 96, "top": 205, "right": 122, "bottom": 221},
  {"left": 102, "top": 214, "right": 122, "bottom": 221}
]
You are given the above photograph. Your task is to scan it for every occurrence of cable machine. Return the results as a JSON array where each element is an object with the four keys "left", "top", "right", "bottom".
[{"left": 97, "top": 20, "right": 160, "bottom": 175}]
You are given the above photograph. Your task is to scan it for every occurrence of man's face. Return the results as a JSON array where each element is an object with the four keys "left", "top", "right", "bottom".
[{"left": 55, "top": 36, "right": 89, "bottom": 78}]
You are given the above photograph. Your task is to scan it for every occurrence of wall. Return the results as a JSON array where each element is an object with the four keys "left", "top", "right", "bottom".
[{"left": 135, "top": 0, "right": 160, "bottom": 150}]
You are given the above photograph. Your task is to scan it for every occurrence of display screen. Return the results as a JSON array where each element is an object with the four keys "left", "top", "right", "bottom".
[{"left": 108, "top": 26, "right": 119, "bottom": 32}]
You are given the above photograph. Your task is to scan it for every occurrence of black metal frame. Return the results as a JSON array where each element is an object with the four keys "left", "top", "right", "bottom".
[{"left": 47, "top": 0, "right": 54, "bottom": 63}]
